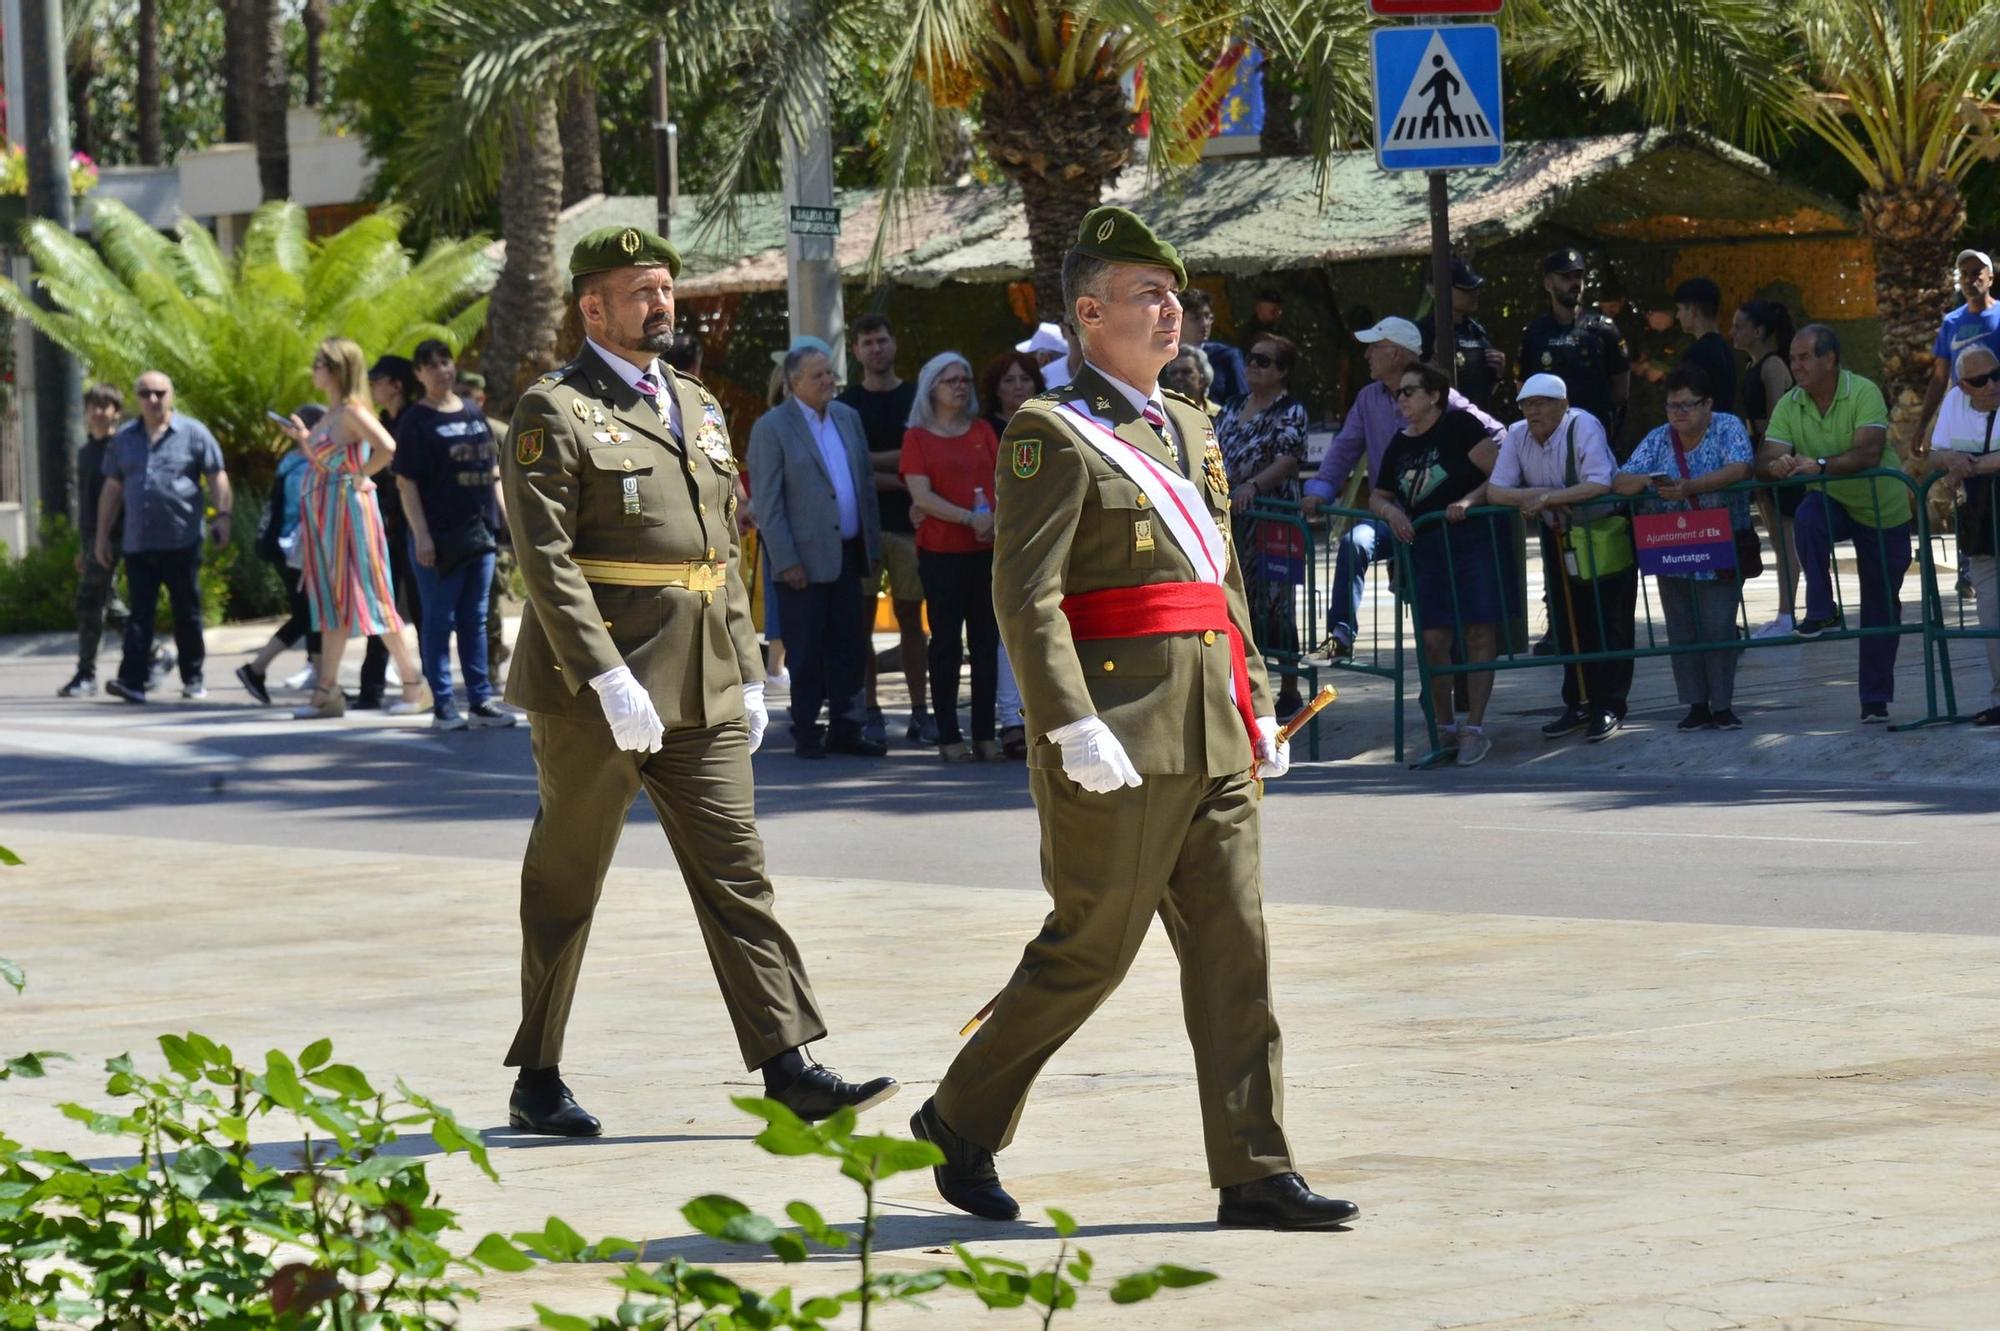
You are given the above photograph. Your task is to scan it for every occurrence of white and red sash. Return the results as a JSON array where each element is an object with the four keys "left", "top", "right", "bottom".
[{"left": 1054, "top": 402, "right": 1228, "bottom": 584}]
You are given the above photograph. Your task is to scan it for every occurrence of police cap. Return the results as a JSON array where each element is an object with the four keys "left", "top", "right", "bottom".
[
  {"left": 570, "top": 226, "right": 682, "bottom": 281},
  {"left": 1542, "top": 247, "right": 1587, "bottom": 275},
  {"left": 1071, "top": 206, "right": 1186, "bottom": 288}
]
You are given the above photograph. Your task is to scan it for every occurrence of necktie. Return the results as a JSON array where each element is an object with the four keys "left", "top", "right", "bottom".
[
  {"left": 634, "top": 374, "right": 666, "bottom": 420},
  {"left": 1141, "top": 401, "right": 1181, "bottom": 466}
]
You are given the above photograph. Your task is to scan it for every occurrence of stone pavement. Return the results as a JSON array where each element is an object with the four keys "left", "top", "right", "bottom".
[{"left": 5, "top": 829, "right": 1998, "bottom": 1329}]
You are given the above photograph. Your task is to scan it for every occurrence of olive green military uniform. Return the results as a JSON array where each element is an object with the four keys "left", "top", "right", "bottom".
[
  {"left": 932, "top": 355, "right": 1296, "bottom": 1189},
  {"left": 501, "top": 231, "right": 825, "bottom": 1073}
]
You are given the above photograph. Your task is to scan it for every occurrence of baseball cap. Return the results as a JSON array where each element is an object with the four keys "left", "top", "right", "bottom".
[
  {"left": 1354, "top": 317, "right": 1422, "bottom": 355},
  {"left": 769, "top": 334, "right": 834, "bottom": 367},
  {"left": 1517, "top": 373, "right": 1569, "bottom": 403},
  {"left": 367, "top": 354, "right": 412, "bottom": 381},
  {"left": 1016, "top": 321, "right": 1069, "bottom": 357},
  {"left": 1451, "top": 258, "right": 1484, "bottom": 290},
  {"left": 1542, "top": 248, "right": 1587, "bottom": 275},
  {"left": 1957, "top": 249, "right": 1993, "bottom": 272}
]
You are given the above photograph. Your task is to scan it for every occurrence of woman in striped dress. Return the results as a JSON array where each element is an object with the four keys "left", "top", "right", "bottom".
[{"left": 283, "top": 337, "right": 428, "bottom": 719}]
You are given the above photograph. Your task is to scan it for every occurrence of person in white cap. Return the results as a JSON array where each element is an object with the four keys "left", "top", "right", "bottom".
[
  {"left": 1487, "top": 375, "right": 1634, "bottom": 743},
  {"left": 1300, "top": 316, "right": 1499, "bottom": 656},
  {"left": 1015, "top": 320, "right": 1077, "bottom": 390},
  {"left": 1916, "top": 248, "right": 1999, "bottom": 452}
]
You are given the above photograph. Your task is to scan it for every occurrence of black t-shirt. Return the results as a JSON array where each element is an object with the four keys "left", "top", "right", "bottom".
[
  {"left": 391, "top": 401, "right": 499, "bottom": 535},
  {"left": 838, "top": 381, "right": 919, "bottom": 534},
  {"left": 1683, "top": 331, "right": 1739, "bottom": 415},
  {"left": 1739, "top": 352, "right": 1791, "bottom": 427},
  {"left": 1517, "top": 312, "right": 1629, "bottom": 430},
  {"left": 1376, "top": 409, "right": 1493, "bottom": 519},
  {"left": 1420, "top": 314, "right": 1499, "bottom": 412}
]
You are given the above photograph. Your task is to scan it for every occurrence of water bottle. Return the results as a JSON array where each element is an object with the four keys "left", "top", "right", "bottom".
[{"left": 971, "top": 487, "right": 993, "bottom": 543}]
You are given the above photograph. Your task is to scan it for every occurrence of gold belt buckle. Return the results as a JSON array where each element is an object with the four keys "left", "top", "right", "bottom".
[{"left": 683, "top": 562, "right": 724, "bottom": 595}]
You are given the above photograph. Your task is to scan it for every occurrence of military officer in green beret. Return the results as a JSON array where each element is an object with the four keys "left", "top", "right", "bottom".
[
  {"left": 501, "top": 225, "right": 896, "bottom": 1135},
  {"left": 909, "top": 207, "right": 1359, "bottom": 1232}
]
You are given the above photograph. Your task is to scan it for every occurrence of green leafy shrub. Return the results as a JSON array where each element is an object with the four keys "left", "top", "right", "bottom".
[{"left": 0, "top": 516, "right": 80, "bottom": 633}]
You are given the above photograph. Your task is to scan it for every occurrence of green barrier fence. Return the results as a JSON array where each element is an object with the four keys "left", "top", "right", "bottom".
[
  {"left": 1393, "top": 467, "right": 1935, "bottom": 767},
  {"left": 1911, "top": 466, "right": 2000, "bottom": 726}
]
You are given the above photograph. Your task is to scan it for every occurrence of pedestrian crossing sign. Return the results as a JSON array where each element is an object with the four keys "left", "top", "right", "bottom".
[{"left": 1370, "top": 24, "right": 1504, "bottom": 171}]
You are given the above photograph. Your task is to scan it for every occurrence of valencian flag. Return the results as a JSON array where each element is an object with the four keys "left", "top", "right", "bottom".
[{"left": 1132, "top": 41, "right": 1267, "bottom": 155}]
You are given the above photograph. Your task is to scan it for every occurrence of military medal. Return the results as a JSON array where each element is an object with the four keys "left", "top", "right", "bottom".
[
  {"left": 571, "top": 399, "right": 589, "bottom": 421},
  {"left": 621, "top": 475, "right": 642, "bottom": 516},
  {"left": 591, "top": 407, "right": 605, "bottom": 426},
  {"left": 592, "top": 431, "right": 613, "bottom": 443},
  {"left": 1134, "top": 518, "right": 1155, "bottom": 553},
  {"left": 1203, "top": 446, "right": 1229, "bottom": 497}
]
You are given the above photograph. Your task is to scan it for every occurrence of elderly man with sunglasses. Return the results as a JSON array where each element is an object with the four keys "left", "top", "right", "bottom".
[
  {"left": 93, "top": 371, "right": 232, "bottom": 704},
  {"left": 1926, "top": 344, "right": 2000, "bottom": 725}
]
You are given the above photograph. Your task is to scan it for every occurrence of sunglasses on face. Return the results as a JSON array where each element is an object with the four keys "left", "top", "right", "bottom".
[
  {"left": 1393, "top": 385, "right": 1426, "bottom": 400},
  {"left": 1962, "top": 370, "right": 1998, "bottom": 389},
  {"left": 1664, "top": 397, "right": 1710, "bottom": 415},
  {"left": 136, "top": 389, "right": 169, "bottom": 400},
  {"left": 1246, "top": 352, "right": 1278, "bottom": 369}
]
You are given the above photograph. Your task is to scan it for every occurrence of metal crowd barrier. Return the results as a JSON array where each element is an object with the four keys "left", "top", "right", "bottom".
[{"left": 1910, "top": 468, "right": 2000, "bottom": 726}]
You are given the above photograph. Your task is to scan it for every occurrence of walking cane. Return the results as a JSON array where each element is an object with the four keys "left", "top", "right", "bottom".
[
  {"left": 956, "top": 685, "right": 1338, "bottom": 1038},
  {"left": 1554, "top": 516, "right": 1591, "bottom": 712}
]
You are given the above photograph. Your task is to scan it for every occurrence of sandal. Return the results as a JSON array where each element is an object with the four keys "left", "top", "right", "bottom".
[{"left": 293, "top": 684, "right": 346, "bottom": 720}]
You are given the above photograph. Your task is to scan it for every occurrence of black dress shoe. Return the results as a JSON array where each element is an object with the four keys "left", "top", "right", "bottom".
[
  {"left": 771, "top": 1063, "right": 899, "bottom": 1122},
  {"left": 826, "top": 731, "right": 888, "bottom": 757},
  {"left": 1217, "top": 1172, "right": 1358, "bottom": 1231},
  {"left": 910, "top": 1098, "right": 1019, "bottom": 1222},
  {"left": 508, "top": 1074, "right": 602, "bottom": 1137}
]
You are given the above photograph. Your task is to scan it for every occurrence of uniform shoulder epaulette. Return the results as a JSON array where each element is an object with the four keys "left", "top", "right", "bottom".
[
  {"left": 1160, "top": 387, "right": 1198, "bottom": 408},
  {"left": 533, "top": 358, "right": 585, "bottom": 388},
  {"left": 1024, "top": 390, "right": 1065, "bottom": 406}
]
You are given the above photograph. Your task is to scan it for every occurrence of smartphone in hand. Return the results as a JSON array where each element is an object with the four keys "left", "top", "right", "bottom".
[{"left": 266, "top": 409, "right": 294, "bottom": 428}]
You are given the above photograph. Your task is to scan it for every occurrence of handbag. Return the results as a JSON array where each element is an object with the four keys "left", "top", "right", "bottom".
[
  {"left": 1560, "top": 418, "right": 1634, "bottom": 579},
  {"left": 1667, "top": 429, "right": 1759, "bottom": 578},
  {"left": 432, "top": 511, "right": 497, "bottom": 577},
  {"left": 1955, "top": 409, "right": 1998, "bottom": 560}
]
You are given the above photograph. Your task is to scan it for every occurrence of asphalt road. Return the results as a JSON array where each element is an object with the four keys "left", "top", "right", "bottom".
[{"left": 2, "top": 644, "right": 1994, "bottom": 936}]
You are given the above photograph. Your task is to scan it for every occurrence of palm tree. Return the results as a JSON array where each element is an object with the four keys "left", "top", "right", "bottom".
[
  {"left": 0, "top": 200, "right": 490, "bottom": 464},
  {"left": 1516, "top": 0, "right": 2000, "bottom": 420},
  {"left": 560, "top": 68, "right": 604, "bottom": 207},
  {"left": 485, "top": 99, "right": 566, "bottom": 412},
  {"left": 254, "top": 0, "right": 290, "bottom": 199},
  {"left": 137, "top": 0, "right": 163, "bottom": 164}
]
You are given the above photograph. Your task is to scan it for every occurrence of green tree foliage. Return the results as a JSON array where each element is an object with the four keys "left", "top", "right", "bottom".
[
  {"left": 0, "top": 199, "right": 490, "bottom": 469},
  {"left": 66, "top": 0, "right": 229, "bottom": 164}
]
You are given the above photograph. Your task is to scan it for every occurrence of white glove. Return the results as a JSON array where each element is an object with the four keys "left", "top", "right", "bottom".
[
  {"left": 742, "top": 681, "right": 768, "bottom": 754},
  {"left": 1254, "top": 716, "right": 1291, "bottom": 780},
  {"left": 589, "top": 665, "right": 664, "bottom": 753},
  {"left": 1046, "top": 716, "right": 1143, "bottom": 794}
]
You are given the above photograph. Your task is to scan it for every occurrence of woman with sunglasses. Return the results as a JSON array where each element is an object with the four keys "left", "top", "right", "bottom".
[
  {"left": 1214, "top": 334, "right": 1308, "bottom": 716},
  {"left": 1371, "top": 360, "right": 1505, "bottom": 765},
  {"left": 900, "top": 352, "right": 1003, "bottom": 761}
]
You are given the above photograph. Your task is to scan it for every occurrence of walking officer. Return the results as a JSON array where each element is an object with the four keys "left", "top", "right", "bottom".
[
  {"left": 909, "top": 207, "right": 1359, "bottom": 1232},
  {"left": 501, "top": 226, "right": 896, "bottom": 1135},
  {"left": 1517, "top": 247, "right": 1631, "bottom": 440}
]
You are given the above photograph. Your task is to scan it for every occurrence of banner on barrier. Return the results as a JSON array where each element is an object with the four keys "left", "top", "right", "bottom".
[
  {"left": 1257, "top": 521, "right": 1307, "bottom": 585},
  {"left": 1633, "top": 510, "right": 1735, "bottom": 575}
]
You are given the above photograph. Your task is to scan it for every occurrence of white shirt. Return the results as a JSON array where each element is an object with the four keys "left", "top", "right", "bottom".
[
  {"left": 1043, "top": 354, "right": 1077, "bottom": 391},
  {"left": 796, "top": 397, "right": 861, "bottom": 540},
  {"left": 1931, "top": 385, "right": 2000, "bottom": 455},
  {"left": 587, "top": 337, "right": 684, "bottom": 440},
  {"left": 1083, "top": 359, "right": 1182, "bottom": 463},
  {"left": 1490, "top": 406, "right": 1614, "bottom": 527}
]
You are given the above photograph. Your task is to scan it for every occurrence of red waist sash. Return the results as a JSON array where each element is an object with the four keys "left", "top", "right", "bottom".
[{"left": 1059, "top": 582, "right": 1259, "bottom": 751}]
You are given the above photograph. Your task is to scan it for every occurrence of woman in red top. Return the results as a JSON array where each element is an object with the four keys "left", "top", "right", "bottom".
[{"left": 900, "top": 352, "right": 1002, "bottom": 762}]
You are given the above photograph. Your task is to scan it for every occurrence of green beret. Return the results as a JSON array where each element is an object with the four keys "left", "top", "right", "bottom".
[
  {"left": 569, "top": 225, "right": 682, "bottom": 280},
  {"left": 1071, "top": 206, "right": 1186, "bottom": 288},
  {"left": 454, "top": 371, "right": 486, "bottom": 390}
]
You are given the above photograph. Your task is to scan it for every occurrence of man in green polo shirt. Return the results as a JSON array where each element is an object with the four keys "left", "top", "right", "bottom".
[{"left": 1761, "top": 324, "right": 1912, "bottom": 722}]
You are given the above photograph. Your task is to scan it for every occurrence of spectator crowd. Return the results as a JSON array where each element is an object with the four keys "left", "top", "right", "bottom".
[{"left": 49, "top": 244, "right": 2000, "bottom": 757}]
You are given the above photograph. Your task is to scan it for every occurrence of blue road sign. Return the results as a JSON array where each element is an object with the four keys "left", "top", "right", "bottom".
[{"left": 1370, "top": 24, "right": 1504, "bottom": 171}]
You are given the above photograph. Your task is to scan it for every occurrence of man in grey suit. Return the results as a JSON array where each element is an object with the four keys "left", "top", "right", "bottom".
[{"left": 750, "top": 344, "right": 885, "bottom": 758}]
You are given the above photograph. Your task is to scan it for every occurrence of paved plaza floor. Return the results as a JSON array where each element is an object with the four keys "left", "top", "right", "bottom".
[{"left": 6, "top": 823, "right": 1999, "bottom": 1330}]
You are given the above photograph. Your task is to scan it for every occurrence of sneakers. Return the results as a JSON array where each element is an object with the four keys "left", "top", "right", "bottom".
[
  {"left": 468, "top": 699, "right": 518, "bottom": 729},
  {"left": 57, "top": 672, "right": 97, "bottom": 698},
  {"left": 862, "top": 707, "right": 889, "bottom": 749},
  {"left": 104, "top": 678, "right": 146, "bottom": 704},
  {"left": 1711, "top": 708, "right": 1743, "bottom": 730},
  {"left": 1973, "top": 705, "right": 2000, "bottom": 727},
  {"left": 235, "top": 664, "right": 271, "bottom": 705},
  {"left": 1860, "top": 702, "right": 1890, "bottom": 724},
  {"left": 906, "top": 711, "right": 940, "bottom": 745},
  {"left": 1327, "top": 628, "right": 1355, "bottom": 660},
  {"left": 1677, "top": 704, "right": 1714, "bottom": 731},
  {"left": 147, "top": 648, "right": 176, "bottom": 687},
  {"left": 1540, "top": 706, "right": 1590, "bottom": 740},
  {"left": 181, "top": 677, "right": 207, "bottom": 700},
  {"left": 283, "top": 663, "right": 318, "bottom": 692},
  {"left": 1585, "top": 711, "right": 1620, "bottom": 743},
  {"left": 1751, "top": 614, "right": 1795, "bottom": 640},
  {"left": 1793, "top": 612, "right": 1845, "bottom": 639},
  {"left": 1455, "top": 726, "right": 1491, "bottom": 767},
  {"left": 432, "top": 704, "right": 470, "bottom": 732}
]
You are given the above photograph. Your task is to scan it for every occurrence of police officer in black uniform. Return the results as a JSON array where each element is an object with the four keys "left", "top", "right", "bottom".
[
  {"left": 1516, "top": 248, "right": 1631, "bottom": 439},
  {"left": 1419, "top": 257, "right": 1505, "bottom": 412}
]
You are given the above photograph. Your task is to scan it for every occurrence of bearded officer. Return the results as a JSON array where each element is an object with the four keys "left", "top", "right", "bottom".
[
  {"left": 501, "top": 226, "right": 896, "bottom": 1135},
  {"left": 908, "top": 208, "right": 1359, "bottom": 1232}
]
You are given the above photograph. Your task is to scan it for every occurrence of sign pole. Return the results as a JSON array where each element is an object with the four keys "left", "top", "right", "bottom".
[{"left": 1428, "top": 170, "right": 1454, "bottom": 384}]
